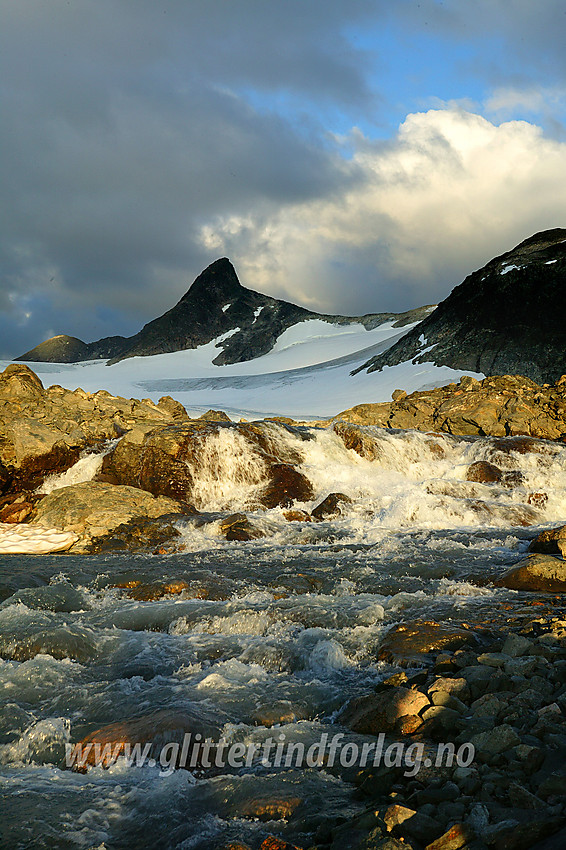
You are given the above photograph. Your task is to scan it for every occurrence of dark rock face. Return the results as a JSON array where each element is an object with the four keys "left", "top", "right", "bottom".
[
  {"left": 355, "top": 228, "right": 566, "bottom": 383},
  {"left": 18, "top": 257, "right": 433, "bottom": 366}
]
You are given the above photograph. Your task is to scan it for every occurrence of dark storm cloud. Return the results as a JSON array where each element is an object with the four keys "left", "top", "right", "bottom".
[{"left": 0, "top": 0, "right": 382, "bottom": 357}]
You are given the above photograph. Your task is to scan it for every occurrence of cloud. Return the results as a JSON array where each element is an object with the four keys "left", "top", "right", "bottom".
[
  {"left": 2, "top": 2, "right": 566, "bottom": 359},
  {"left": 202, "top": 108, "right": 566, "bottom": 314},
  {"left": 0, "top": 0, "right": 382, "bottom": 356}
]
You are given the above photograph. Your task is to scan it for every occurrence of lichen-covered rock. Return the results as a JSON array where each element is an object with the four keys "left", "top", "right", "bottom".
[
  {"left": 0, "top": 364, "right": 180, "bottom": 495},
  {"left": 31, "top": 482, "right": 190, "bottom": 552},
  {"left": 336, "top": 370, "right": 566, "bottom": 440}
]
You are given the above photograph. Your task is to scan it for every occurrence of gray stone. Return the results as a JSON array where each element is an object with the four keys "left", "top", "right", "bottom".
[
  {"left": 469, "top": 724, "right": 521, "bottom": 755},
  {"left": 501, "top": 634, "right": 533, "bottom": 657}
]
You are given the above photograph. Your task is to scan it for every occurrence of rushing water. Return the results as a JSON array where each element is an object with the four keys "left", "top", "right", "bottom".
[{"left": 1, "top": 425, "right": 566, "bottom": 849}]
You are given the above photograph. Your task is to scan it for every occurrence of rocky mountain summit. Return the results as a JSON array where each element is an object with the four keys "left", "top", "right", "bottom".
[
  {"left": 354, "top": 228, "right": 566, "bottom": 384},
  {"left": 17, "top": 258, "right": 430, "bottom": 366}
]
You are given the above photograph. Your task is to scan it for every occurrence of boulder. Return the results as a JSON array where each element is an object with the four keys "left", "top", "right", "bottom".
[
  {"left": 240, "top": 797, "right": 302, "bottom": 821},
  {"left": 377, "top": 621, "right": 479, "bottom": 665},
  {"left": 157, "top": 396, "right": 189, "bottom": 420},
  {"left": 91, "top": 514, "right": 189, "bottom": 554},
  {"left": 336, "top": 369, "right": 566, "bottom": 440},
  {"left": 528, "top": 524, "right": 566, "bottom": 555},
  {"left": 339, "top": 686, "right": 430, "bottom": 734},
  {"left": 218, "top": 513, "right": 264, "bottom": 541},
  {"left": 494, "top": 554, "right": 566, "bottom": 591},
  {"left": 466, "top": 460, "right": 503, "bottom": 483},
  {"left": 283, "top": 509, "right": 312, "bottom": 522},
  {"left": 0, "top": 364, "right": 180, "bottom": 495},
  {"left": 31, "top": 482, "right": 190, "bottom": 552},
  {"left": 199, "top": 409, "right": 231, "bottom": 422},
  {"left": 101, "top": 420, "right": 309, "bottom": 508},
  {"left": 311, "top": 492, "right": 352, "bottom": 521},
  {"left": 258, "top": 463, "right": 313, "bottom": 508},
  {"left": 0, "top": 363, "right": 45, "bottom": 400},
  {"left": 333, "top": 422, "right": 384, "bottom": 461},
  {"left": 76, "top": 709, "right": 219, "bottom": 768}
]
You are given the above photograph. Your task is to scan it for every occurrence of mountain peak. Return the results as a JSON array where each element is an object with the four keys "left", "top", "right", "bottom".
[{"left": 182, "top": 257, "right": 242, "bottom": 304}]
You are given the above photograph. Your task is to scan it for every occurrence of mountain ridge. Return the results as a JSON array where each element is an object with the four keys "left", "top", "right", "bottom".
[{"left": 17, "top": 258, "right": 433, "bottom": 366}]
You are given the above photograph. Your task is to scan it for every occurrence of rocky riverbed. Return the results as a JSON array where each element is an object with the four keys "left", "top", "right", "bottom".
[{"left": 1, "top": 363, "right": 565, "bottom": 849}]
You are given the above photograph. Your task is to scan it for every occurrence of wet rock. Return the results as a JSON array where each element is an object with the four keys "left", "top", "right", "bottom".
[
  {"left": 527, "top": 492, "right": 548, "bottom": 507},
  {"left": 528, "top": 524, "right": 566, "bottom": 555},
  {"left": 252, "top": 700, "right": 308, "bottom": 727},
  {"left": 32, "top": 481, "right": 190, "bottom": 552},
  {"left": 91, "top": 514, "right": 187, "bottom": 554},
  {"left": 466, "top": 460, "right": 503, "bottom": 483},
  {"left": 240, "top": 796, "right": 302, "bottom": 821},
  {"left": 116, "top": 579, "right": 190, "bottom": 601},
  {"left": 333, "top": 422, "right": 384, "bottom": 461},
  {"left": 283, "top": 509, "right": 312, "bottom": 522},
  {"left": 377, "top": 622, "right": 479, "bottom": 665},
  {"left": 219, "top": 513, "right": 264, "bottom": 541},
  {"left": 1, "top": 626, "right": 97, "bottom": 663},
  {"left": 311, "top": 492, "right": 353, "bottom": 521},
  {"left": 339, "top": 686, "right": 430, "bottom": 734},
  {"left": 494, "top": 554, "right": 566, "bottom": 592},
  {"left": 259, "top": 463, "right": 314, "bottom": 509},
  {"left": 76, "top": 709, "right": 218, "bottom": 768}
]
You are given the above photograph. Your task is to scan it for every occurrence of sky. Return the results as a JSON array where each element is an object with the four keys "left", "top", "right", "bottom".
[{"left": 2, "top": 0, "right": 566, "bottom": 358}]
